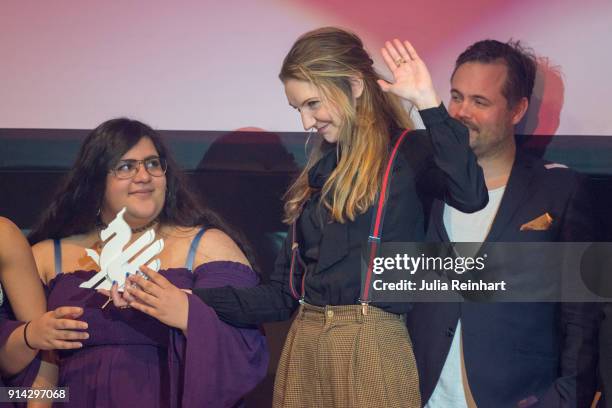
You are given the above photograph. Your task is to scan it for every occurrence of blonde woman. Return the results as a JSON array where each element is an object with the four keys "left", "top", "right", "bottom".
[{"left": 126, "top": 27, "right": 487, "bottom": 407}]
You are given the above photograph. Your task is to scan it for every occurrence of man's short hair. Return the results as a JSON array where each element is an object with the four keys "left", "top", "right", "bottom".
[{"left": 452, "top": 39, "right": 537, "bottom": 107}]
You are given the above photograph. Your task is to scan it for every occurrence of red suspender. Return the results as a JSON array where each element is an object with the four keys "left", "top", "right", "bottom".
[{"left": 359, "top": 129, "right": 410, "bottom": 313}]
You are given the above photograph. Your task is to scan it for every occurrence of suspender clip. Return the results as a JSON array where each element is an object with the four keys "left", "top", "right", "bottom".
[
  {"left": 361, "top": 302, "right": 369, "bottom": 315},
  {"left": 358, "top": 300, "right": 370, "bottom": 315}
]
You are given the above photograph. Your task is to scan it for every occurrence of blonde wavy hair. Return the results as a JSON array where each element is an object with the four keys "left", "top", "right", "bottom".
[{"left": 280, "top": 27, "right": 413, "bottom": 224}]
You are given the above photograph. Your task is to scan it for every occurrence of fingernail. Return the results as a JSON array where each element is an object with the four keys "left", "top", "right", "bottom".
[
  {"left": 112, "top": 280, "right": 117, "bottom": 285},
  {"left": 125, "top": 272, "right": 129, "bottom": 277}
]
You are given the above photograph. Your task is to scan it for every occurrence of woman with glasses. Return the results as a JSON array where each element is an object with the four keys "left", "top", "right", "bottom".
[{"left": 28, "top": 118, "right": 268, "bottom": 407}]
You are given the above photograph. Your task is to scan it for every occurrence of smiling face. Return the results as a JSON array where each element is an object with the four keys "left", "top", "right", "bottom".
[
  {"left": 284, "top": 78, "right": 343, "bottom": 144},
  {"left": 448, "top": 61, "right": 527, "bottom": 160},
  {"left": 100, "top": 137, "right": 167, "bottom": 228}
]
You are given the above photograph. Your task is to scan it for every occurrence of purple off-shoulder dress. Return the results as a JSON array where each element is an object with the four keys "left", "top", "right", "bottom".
[{"left": 46, "top": 262, "right": 269, "bottom": 407}]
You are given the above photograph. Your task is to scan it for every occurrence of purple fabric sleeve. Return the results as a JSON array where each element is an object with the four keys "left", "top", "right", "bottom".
[{"left": 169, "top": 261, "right": 269, "bottom": 408}]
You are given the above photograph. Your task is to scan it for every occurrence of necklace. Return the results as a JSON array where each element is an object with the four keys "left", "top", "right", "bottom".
[{"left": 131, "top": 219, "right": 159, "bottom": 233}]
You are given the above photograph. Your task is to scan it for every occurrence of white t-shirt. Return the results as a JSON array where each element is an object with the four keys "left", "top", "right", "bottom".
[{"left": 425, "top": 186, "right": 505, "bottom": 407}]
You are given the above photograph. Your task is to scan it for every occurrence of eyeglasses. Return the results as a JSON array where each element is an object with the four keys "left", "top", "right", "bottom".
[{"left": 110, "top": 157, "right": 167, "bottom": 179}]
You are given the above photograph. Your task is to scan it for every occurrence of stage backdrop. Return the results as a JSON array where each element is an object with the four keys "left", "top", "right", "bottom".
[{"left": 1, "top": 0, "right": 611, "bottom": 135}]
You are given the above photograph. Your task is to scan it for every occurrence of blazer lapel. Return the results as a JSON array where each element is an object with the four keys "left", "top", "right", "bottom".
[
  {"left": 484, "top": 152, "right": 536, "bottom": 242},
  {"left": 428, "top": 152, "right": 536, "bottom": 245}
]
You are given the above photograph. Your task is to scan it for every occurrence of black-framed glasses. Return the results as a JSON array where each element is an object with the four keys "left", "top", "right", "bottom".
[{"left": 110, "top": 157, "right": 167, "bottom": 179}]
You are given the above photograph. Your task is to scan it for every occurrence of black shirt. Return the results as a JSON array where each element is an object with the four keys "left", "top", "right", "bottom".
[{"left": 194, "top": 104, "right": 488, "bottom": 326}]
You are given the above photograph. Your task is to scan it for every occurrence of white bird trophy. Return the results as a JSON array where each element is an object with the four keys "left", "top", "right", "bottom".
[{"left": 79, "top": 207, "right": 164, "bottom": 291}]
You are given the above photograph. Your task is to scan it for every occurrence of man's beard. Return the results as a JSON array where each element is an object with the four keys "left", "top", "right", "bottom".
[
  {"left": 460, "top": 119, "right": 480, "bottom": 151},
  {"left": 460, "top": 118, "right": 479, "bottom": 134}
]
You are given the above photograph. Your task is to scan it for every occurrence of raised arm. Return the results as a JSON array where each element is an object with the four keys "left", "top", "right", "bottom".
[{"left": 379, "top": 40, "right": 488, "bottom": 213}]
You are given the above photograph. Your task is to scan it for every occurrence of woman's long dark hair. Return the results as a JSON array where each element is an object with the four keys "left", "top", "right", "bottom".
[{"left": 29, "top": 118, "right": 258, "bottom": 271}]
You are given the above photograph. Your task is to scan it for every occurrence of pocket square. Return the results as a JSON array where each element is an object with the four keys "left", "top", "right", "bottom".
[{"left": 520, "top": 212, "right": 554, "bottom": 231}]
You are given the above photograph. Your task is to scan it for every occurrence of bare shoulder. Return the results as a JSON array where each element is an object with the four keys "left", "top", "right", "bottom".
[
  {"left": 198, "top": 228, "right": 250, "bottom": 267},
  {"left": 0, "top": 217, "right": 36, "bottom": 274},
  {"left": 0, "top": 216, "right": 23, "bottom": 240},
  {"left": 32, "top": 239, "right": 54, "bottom": 260},
  {"left": 159, "top": 226, "right": 251, "bottom": 269},
  {"left": 0, "top": 217, "right": 32, "bottom": 261},
  {"left": 31, "top": 239, "right": 55, "bottom": 283},
  {"left": 32, "top": 233, "right": 97, "bottom": 283}
]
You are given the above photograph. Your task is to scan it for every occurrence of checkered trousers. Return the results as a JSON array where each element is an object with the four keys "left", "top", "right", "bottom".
[{"left": 273, "top": 303, "right": 421, "bottom": 408}]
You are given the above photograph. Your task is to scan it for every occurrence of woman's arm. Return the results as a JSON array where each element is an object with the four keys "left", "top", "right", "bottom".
[
  {"left": 378, "top": 40, "right": 488, "bottom": 213},
  {"left": 124, "top": 228, "right": 299, "bottom": 327},
  {"left": 192, "top": 228, "right": 300, "bottom": 326},
  {"left": 0, "top": 217, "right": 45, "bottom": 375},
  {"left": 24, "top": 238, "right": 88, "bottom": 405},
  {"left": 0, "top": 219, "right": 46, "bottom": 320}
]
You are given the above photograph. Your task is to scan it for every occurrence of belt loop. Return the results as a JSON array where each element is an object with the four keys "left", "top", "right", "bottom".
[
  {"left": 355, "top": 306, "right": 365, "bottom": 323},
  {"left": 361, "top": 301, "right": 369, "bottom": 316},
  {"left": 325, "top": 307, "right": 334, "bottom": 321}
]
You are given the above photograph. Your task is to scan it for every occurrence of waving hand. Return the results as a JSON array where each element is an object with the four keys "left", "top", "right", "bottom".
[{"left": 377, "top": 39, "right": 441, "bottom": 110}]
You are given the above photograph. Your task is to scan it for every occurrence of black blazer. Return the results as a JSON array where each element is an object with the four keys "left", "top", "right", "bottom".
[{"left": 407, "top": 151, "right": 599, "bottom": 407}]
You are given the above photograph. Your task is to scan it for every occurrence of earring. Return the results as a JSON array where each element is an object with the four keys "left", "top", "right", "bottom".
[{"left": 95, "top": 208, "right": 106, "bottom": 230}]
